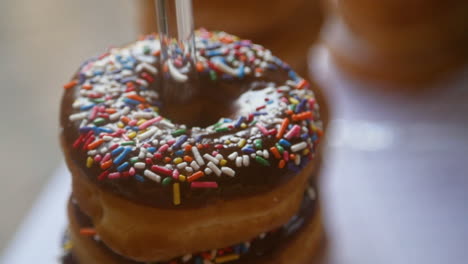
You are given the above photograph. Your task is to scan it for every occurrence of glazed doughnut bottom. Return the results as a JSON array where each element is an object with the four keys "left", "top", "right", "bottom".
[{"left": 62, "top": 196, "right": 323, "bottom": 264}]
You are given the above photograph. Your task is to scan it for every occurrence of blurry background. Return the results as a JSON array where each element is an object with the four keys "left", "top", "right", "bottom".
[{"left": 0, "top": 0, "right": 141, "bottom": 251}]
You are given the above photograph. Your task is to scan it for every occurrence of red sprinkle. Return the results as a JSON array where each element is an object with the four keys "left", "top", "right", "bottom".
[
  {"left": 98, "top": 170, "right": 110, "bottom": 181},
  {"left": 79, "top": 228, "right": 97, "bottom": 236},
  {"left": 151, "top": 165, "right": 173, "bottom": 176},
  {"left": 191, "top": 182, "right": 218, "bottom": 188}
]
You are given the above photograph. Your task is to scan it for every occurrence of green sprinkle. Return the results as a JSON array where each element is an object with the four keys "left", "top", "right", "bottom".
[
  {"left": 93, "top": 118, "right": 106, "bottom": 126},
  {"left": 121, "top": 141, "right": 136, "bottom": 146},
  {"left": 143, "top": 46, "right": 151, "bottom": 55},
  {"left": 213, "top": 122, "right": 223, "bottom": 128},
  {"left": 255, "top": 156, "right": 270, "bottom": 166},
  {"left": 289, "top": 104, "right": 296, "bottom": 111},
  {"left": 162, "top": 177, "right": 172, "bottom": 186},
  {"left": 130, "top": 157, "right": 139, "bottom": 164},
  {"left": 216, "top": 127, "right": 229, "bottom": 132},
  {"left": 276, "top": 143, "right": 284, "bottom": 154},
  {"left": 91, "top": 98, "right": 105, "bottom": 104},
  {"left": 248, "top": 120, "right": 257, "bottom": 126},
  {"left": 210, "top": 70, "right": 217, "bottom": 81},
  {"left": 254, "top": 139, "right": 263, "bottom": 149},
  {"left": 172, "top": 128, "right": 187, "bottom": 137}
]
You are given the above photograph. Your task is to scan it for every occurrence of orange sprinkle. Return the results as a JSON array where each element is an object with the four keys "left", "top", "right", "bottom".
[
  {"left": 82, "top": 84, "right": 93, "bottom": 90},
  {"left": 164, "top": 157, "right": 171, "bottom": 163},
  {"left": 197, "top": 144, "right": 204, "bottom": 149},
  {"left": 290, "top": 154, "right": 296, "bottom": 160},
  {"left": 278, "top": 160, "right": 286, "bottom": 169},
  {"left": 296, "top": 79, "right": 308, "bottom": 90},
  {"left": 120, "top": 116, "right": 130, "bottom": 124},
  {"left": 187, "top": 171, "right": 204, "bottom": 182},
  {"left": 163, "top": 64, "right": 169, "bottom": 72},
  {"left": 79, "top": 228, "right": 97, "bottom": 236},
  {"left": 105, "top": 108, "right": 117, "bottom": 114},
  {"left": 87, "top": 139, "right": 104, "bottom": 150},
  {"left": 184, "top": 144, "right": 192, "bottom": 152},
  {"left": 101, "top": 160, "right": 112, "bottom": 170},
  {"left": 127, "top": 94, "right": 147, "bottom": 103},
  {"left": 196, "top": 62, "right": 204, "bottom": 72},
  {"left": 285, "top": 109, "right": 294, "bottom": 115},
  {"left": 276, "top": 118, "right": 290, "bottom": 139},
  {"left": 255, "top": 68, "right": 263, "bottom": 73},
  {"left": 63, "top": 80, "right": 78, "bottom": 90},
  {"left": 153, "top": 50, "right": 161, "bottom": 56},
  {"left": 270, "top": 147, "right": 281, "bottom": 159},
  {"left": 183, "top": 156, "right": 193, "bottom": 163},
  {"left": 292, "top": 111, "right": 313, "bottom": 121}
]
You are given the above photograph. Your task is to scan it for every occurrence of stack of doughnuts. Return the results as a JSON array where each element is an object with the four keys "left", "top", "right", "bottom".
[{"left": 60, "top": 29, "right": 324, "bottom": 264}]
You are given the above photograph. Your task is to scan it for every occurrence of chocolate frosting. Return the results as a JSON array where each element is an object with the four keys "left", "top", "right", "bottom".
[{"left": 60, "top": 30, "right": 323, "bottom": 208}]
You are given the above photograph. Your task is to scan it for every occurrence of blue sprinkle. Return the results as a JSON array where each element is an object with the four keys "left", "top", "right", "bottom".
[
  {"left": 110, "top": 69, "right": 121, "bottom": 74},
  {"left": 279, "top": 139, "right": 291, "bottom": 148},
  {"left": 93, "top": 70, "right": 104, "bottom": 76},
  {"left": 97, "top": 127, "right": 113, "bottom": 134},
  {"left": 113, "top": 147, "right": 132, "bottom": 165},
  {"left": 147, "top": 147, "right": 156, "bottom": 153},
  {"left": 123, "top": 98, "right": 140, "bottom": 105},
  {"left": 175, "top": 150, "right": 184, "bottom": 156},
  {"left": 195, "top": 135, "right": 203, "bottom": 143},
  {"left": 241, "top": 146, "right": 255, "bottom": 154},
  {"left": 121, "top": 77, "right": 136, "bottom": 83},
  {"left": 79, "top": 127, "right": 93, "bottom": 134},
  {"left": 111, "top": 146, "right": 124, "bottom": 156},
  {"left": 311, "top": 133, "right": 318, "bottom": 142},
  {"left": 287, "top": 162, "right": 300, "bottom": 173},
  {"left": 266, "top": 64, "right": 278, "bottom": 71},
  {"left": 135, "top": 174, "right": 145, "bottom": 182},
  {"left": 117, "top": 162, "right": 129, "bottom": 172},
  {"left": 78, "top": 73, "right": 86, "bottom": 84},
  {"left": 296, "top": 99, "right": 308, "bottom": 113},
  {"left": 122, "top": 65, "right": 134, "bottom": 71},
  {"left": 223, "top": 118, "right": 233, "bottom": 123},
  {"left": 288, "top": 70, "right": 299, "bottom": 81},
  {"left": 221, "top": 74, "right": 234, "bottom": 80},
  {"left": 238, "top": 64, "right": 245, "bottom": 78},
  {"left": 80, "top": 103, "right": 95, "bottom": 111},
  {"left": 206, "top": 49, "right": 224, "bottom": 57},
  {"left": 253, "top": 111, "right": 268, "bottom": 116},
  {"left": 240, "top": 244, "right": 249, "bottom": 254},
  {"left": 234, "top": 116, "right": 246, "bottom": 128},
  {"left": 301, "top": 133, "right": 310, "bottom": 140},
  {"left": 266, "top": 100, "right": 274, "bottom": 105},
  {"left": 173, "top": 135, "right": 188, "bottom": 149}
]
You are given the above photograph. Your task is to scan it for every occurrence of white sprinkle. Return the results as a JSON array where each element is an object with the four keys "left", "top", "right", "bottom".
[
  {"left": 137, "top": 127, "right": 157, "bottom": 140},
  {"left": 160, "top": 119, "right": 175, "bottom": 128},
  {"left": 221, "top": 167, "right": 236, "bottom": 177},
  {"left": 256, "top": 150, "right": 263, "bottom": 156},
  {"left": 134, "top": 162, "right": 146, "bottom": 170},
  {"left": 228, "top": 152, "right": 238, "bottom": 160},
  {"left": 207, "top": 162, "right": 222, "bottom": 176},
  {"left": 144, "top": 170, "right": 161, "bottom": 182},
  {"left": 295, "top": 154, "right": 301, "bottom": 165},
  {"left": 242, "top": 155, "right": 250, "bottom": 166},
  {"left": 121, "top": 106, "right": 130, "bottom": 115},
  {"left": 190, "top": 161, "right": 200, "bottom": 170},
  {"left": 204, "top": 168, "right": 213, "bottom": 175},
  {"left": 307, "top": 186, "right": 316, "bottom": 200},
  {"left": 133, "top": 112, "right": 154, "bottom": 119},
  {"left": 87, "top": 150, "right": 97, "bottom": 156},
  {"left": 259, "top": 233, "right": 267, "bottom": 239},
  {"left": 215, "top": 154, "right": 223, "bottom": 161},
  {"left": 168, "top": 60, "right": 188, "bottom": 82},
  {"left": 151, "top": 139, "right": 159, "bottom": 146},
  {"left": 191, "top": 147, "right": 205, "bottom": 166},
  {"left": 185, "top": 166, "right": 193, "bottom": 173},
  {"left": 182, "top": 254, "right": 192, "bottom": 262},
  {"left": 291, "top": 142, "right": 308, "bottom": 152},
  {"left": 146, "top": 153, "right": 153, "bottom": 158},
  {"left": 136, "top": 62, "right": 158, "bottom": 75},
  {"left": 203, "top": 154, "right": 219, "bottom": 165},
  {"left": 109, "top": 112, "right": 121, "bottom": 121},
  {"left": 250, "top": 153, "right": 256, "bottom": 159},
  {"left": 177, "top": 162, "right": 188, "bottom": 170},
  {"left": 99, "top": 147, "right": 108, "bottom": 154},
  {"left": 235, "top": 157, "right": 243, "bottom": 167},
  {"left": 69, "top": 112, "right": 88, "bottom": 121},
  {"left": 103, "top": 136, "right": 113, "bottom": 141}
]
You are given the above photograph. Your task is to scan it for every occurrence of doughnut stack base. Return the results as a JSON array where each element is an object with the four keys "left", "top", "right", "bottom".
[{"left": 59, "top": 30, "right": 324, "bottom": 264}]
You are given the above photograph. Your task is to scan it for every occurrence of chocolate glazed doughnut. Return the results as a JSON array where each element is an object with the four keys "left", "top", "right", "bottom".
[{"left": 60, "top": 29, "right": 324, "bottom": 263}]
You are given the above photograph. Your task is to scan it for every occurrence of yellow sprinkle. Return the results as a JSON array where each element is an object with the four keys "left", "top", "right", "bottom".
[
  {"left": 117, "top": 122, "right": 124, "bottom": 128},
  {"left": 86, "top": 157, "right": 93, "bottom": 168},
  {"left": 224, "top": 140, "right": 231, "bottom": 144},
  {"left": 216, "top": 254, "right": 240, "bottom": 263},
  {"left": 137, "top": 119, "right": 147, "bottom": 126},
  {"left": 179, "top": 175, "right": 186, "bottom": 182},
  {"left": 152, "top": 106, "right": 159, "bottom": 112},
  {"left": 289, "top": 97, "right": 299, "bottom": 105},
  {"left": 173, "top": 183, "right": 181, "bottom": 205},
  {"left": 238, "top": 139, "right": 246, "bottom": 148},
  {"left": 173, "top": 157, "right": 183, "bottom": 164},
  {"left": 302, "top": 148, "right": 310, "bottom": 155},
  {"left": 240, "top": 123, "right": 247, "bottom": 129},
  {"left": 63, "top": 241, "right": 73, "bottom": 250},
  {"left": 128, "top": 131, "right": 137, "bottom": 139},
  {"left": 220, "top": 159, "right": 227, "bottom": 166}
]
